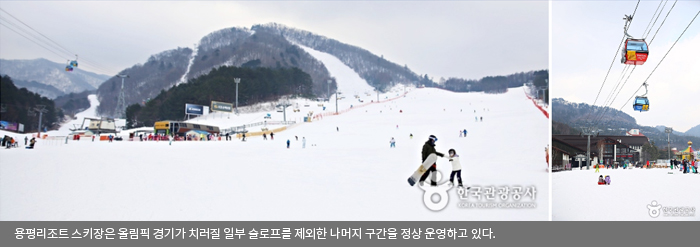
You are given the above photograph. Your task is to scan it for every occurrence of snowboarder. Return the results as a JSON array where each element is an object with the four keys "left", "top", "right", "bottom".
[
  {"left": 594, "top": 164, "right": 600, "bottom": 173},
  {"left": 242, "top": 133, "right": 246, "bottom": 141},
  {"left": 302, "top": 137, "right": 306, "bottom": 148},
  {"left": 480, "top": 116, "right": 483, "bottom": 122},
  {"left": 463, "top": 129, "right": 467, "bottom": 137},
  {"left": 286, "top": 139, "right": 291, "bottom": 149},
  {"left": 410, "top": 134, "right": 413, "bottom": 139},
  {"left": 597, "top": 175, "right": 605, "bottom": 185},
  {"left": 24, "top": 136, "right": 28, "bottom": 145},
  {"left": 27, "top": 137, "right": 36, "bottom": 149},
  {"left": 390, "top": 137, "right": 396, "bottom": 148},
  {"left": 448, "top": 149, "right": 464, "bottom": 188},
  {"left": 295, "top": 136, "right": 298, "bottom": 141},
  {"left": 417, "top": 135, "right": 445, "bottom": 186},
  {"left": 475, "top": 116, "right": 478, "bottom": 122},
  {"left": 336, "top": 127, "right": 339, "bottom": 132},
  {"left": 263, "top": 133, "right": 267, "bottom": 140},
  {"left": 270, "top": 132, "right": 274, "bottom": 140}
]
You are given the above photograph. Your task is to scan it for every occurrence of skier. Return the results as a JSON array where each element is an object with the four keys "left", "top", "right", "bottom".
[
  {"left": 418, "top": 135, "right": 445, "bottom": 187},
  {"left": 270, "top": 132, "right": 274, "bottom": 140},
  {"left": 286, "top": 139, "right": 290, "bottom": 149},
  {"left": 459, "top": 130, "right": 463, "bottom": 137},
  {"left": 302, "top": 137, "right": 306, "bottom": 148},
  {"left": 595, "top": 164, "right": 600, "bottom": 173},
  {"left": 336, "top": 127, "right": 339, "bottom": 132},
  {"left": 92, "top": 135, "right": 95, "bottom": 142},
  {"left": 24, "top": 136, "right": 28, "bottom": 145},
  {"left": 295, "top": 136, "right": 298, "bottom": 141},
  {"left": 263, "top": 133, "right": 267, "bottom": 140},
  {"left": 480, "top": 116, "right": 483, "bottom": 122},
  {"left": 242, "top": 133, "right": 246, "bottom": 142},
  {"left": 390, "top": 137, "right": 396, "bottom": 148},
  {"left": 448, "top": 149, "right": 464, "bottom": 188},
  {"left": 169, "top": 135, "right": 173, "bottom": 146},
  {"left": 475, "top": 116, "right": 478, "bottom": 122},
  {"left": 463, "top": 129, "right": 467, "bottom": 137}
]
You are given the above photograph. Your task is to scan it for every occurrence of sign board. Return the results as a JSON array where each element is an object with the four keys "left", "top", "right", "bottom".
[
  {"left": 203, "top": 106, "right": 210, "bottom": 116},
  {"left": 0, "top": 121, "right": 18, "bottom": 131},
  {"left": 575, "top": 154, "right": 587, "bottom": 161},
  {"left": 185, "top": 103, "right": 204, "bottom": 115},
  {"left": 18, "top": 123, "right": 24, "bottom": 132},
  {"left": 211, "top": 101, "right": 233, "bottom": 113}
]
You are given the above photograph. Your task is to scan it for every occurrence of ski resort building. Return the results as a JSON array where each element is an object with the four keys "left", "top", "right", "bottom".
[{"left": 553, "top": 135, "right": 650, "bottom": 165}]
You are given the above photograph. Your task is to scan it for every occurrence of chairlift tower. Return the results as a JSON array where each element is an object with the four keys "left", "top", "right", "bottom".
[
  {"left": 581, "top": 126, "right": 597, "bottom": 170},
  {"left": 33, "top": 105, "right": 48, "bottom": 134},
  {"left": 115, "top": 74, "right": 129, "bottom": 118}
]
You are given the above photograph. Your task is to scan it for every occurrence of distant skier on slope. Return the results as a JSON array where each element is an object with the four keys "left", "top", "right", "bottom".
[{"left": 287, "top": 139, "right": 291, "bottom": 149}]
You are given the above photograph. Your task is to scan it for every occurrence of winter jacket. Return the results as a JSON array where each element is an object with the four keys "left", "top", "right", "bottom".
[
  {"left": 449, "top": 155, "right": 462, "bottom": 171},
  {"left": 421, "top": 140, "right": 444, "bottom": 161}
]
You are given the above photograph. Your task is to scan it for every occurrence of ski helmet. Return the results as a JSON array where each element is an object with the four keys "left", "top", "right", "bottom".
[{"left": 429, "top": 135, "right": 438, "bottom": 143}]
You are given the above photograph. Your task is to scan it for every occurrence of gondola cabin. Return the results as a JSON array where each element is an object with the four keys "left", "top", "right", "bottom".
[
  {"left": 154, "top": 121, "right": 220, "bottom": 136},
  {"left": 65, "top": 65, "right": 73, "bottom": 72},
  {"left": 632, "top": 97, "right": 649, "bottom": 112},
  {"left": 622, "top": 39, "right": 648, "bottom": 65}
]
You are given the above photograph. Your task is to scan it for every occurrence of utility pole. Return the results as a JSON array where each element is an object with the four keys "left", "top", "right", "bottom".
[
  {"left": 665, "top": 127, "right": 673, "bottom": 162},
  {"left": 581, "top": 127, "right": 597, "bottom": 170},
  {"left": 33, "top": 105, "right": 48, "bottom": 135},
  {"left": 115, "top": 74, "right": 129, "bottom": 118},
  {"left": 234, "top": 78, "right": 241, "bottom": 115},
  {"left": 335, "top": 91, "right": 339, "bottom": 114}
]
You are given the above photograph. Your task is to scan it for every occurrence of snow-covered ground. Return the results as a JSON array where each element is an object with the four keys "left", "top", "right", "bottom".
[
  {"left": 0, "top": 85, "right": 548, "bottom": 221},
  {"left": 553, "top": 168, "right": 700, "bottom": 221},
  {"left": 296, "top": 44, "right": 376, "bottom": 97}
]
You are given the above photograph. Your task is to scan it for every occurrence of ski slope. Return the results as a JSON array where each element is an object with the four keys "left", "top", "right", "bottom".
[
  {"left": 296, "top": 44, "right": 376, "bottom": 97},
  {"left": 1, "top": 85, "right": 549, "bottom": 220},
  {"left": 54, "top": 94, "right": 100, "bottom": 135},
  {"left": 553, "top": 168, "right": 700, "bottom": 221}
]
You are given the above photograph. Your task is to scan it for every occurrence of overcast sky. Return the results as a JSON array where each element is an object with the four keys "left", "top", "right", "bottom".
[
  {"left": 552, "top": 0, "right": 700, "bottom": 132},
  {"left": 0, "top": 1, "right": 547, "bottom": 81}
]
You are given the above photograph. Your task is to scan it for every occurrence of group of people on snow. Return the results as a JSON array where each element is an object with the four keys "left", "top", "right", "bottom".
[
  {"left": 672, "top": 158, "right": 698, "bottom": 174},
  {"left": 3, "top": 135, "right": 35, "bottom": 149},
  {"left": 415, "top": 135, "right": 465, "bottom": 188}
]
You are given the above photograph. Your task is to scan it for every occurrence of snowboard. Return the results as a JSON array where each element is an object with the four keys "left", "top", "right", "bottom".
[{"left": 407, "top": 153, "right": 438, "bottom": 186}]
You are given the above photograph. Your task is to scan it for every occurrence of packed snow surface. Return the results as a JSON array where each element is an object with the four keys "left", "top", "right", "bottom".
[
  {"left": 1, "top": 86, "right": 548, "bottom": 220},
  {"left": 553, "top": 168, "right": 700, "bottom": 221}
]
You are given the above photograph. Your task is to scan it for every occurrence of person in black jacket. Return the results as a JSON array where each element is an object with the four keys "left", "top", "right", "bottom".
[{"left": 418, "top": 135, "right": 445, "bottom": 186}]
